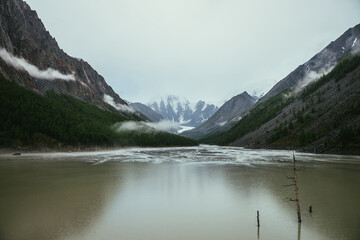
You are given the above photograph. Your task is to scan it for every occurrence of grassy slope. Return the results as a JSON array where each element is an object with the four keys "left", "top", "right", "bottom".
[
  {"left": 0, "top": 76, "right": 197, "bottom": 149},
  {"left": 202, "top": 54, "right": 360, "bottom": 154}
]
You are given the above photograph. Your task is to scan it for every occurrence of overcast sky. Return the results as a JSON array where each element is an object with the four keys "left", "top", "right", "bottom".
[{"left": 26, "top": 0, "right": 360, "bottom": 105}]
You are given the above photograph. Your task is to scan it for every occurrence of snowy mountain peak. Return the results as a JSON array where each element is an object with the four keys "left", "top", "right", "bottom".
[{"left": 148, "top": 96, "right": 218, "bottom": 128}]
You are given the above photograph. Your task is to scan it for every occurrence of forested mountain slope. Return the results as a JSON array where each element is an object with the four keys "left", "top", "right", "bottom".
[
  {"left": 202, "top": 54, "right": 360, "bottom": 155},
  {"left": 0, "top": 76, "right": 197, "bottom": 150}
]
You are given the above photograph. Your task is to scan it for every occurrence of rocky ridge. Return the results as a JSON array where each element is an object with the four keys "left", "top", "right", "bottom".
[
  {"left": 129, "top": 102, "right": 163, "bottom": 122},
  {"left": 259, "top": 24, "right": 360, "bottom": 103},
  {"left": 0, "top": 0, "right": 130, "bottom": 113},
  {"left": 201, "top": 24, "right": 360, "bottom": 154},
  {"left": 181, "top": 91, "right": 256, "bottom": 139}
]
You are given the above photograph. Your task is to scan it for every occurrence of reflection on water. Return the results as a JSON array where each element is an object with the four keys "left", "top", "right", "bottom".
[
  {"left": 0, "top": 145, "right": 359, "bottom": 240},
  {"left": 0, "top": 161, "right": 124, "bottom": 240}
]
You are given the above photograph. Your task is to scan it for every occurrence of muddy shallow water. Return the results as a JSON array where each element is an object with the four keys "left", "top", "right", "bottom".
[{"left": 0, "top": 145, "right": 359, "bottom": 240}]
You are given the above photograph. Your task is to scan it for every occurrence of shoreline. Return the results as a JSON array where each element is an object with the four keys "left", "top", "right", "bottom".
[
  {"left": 0, "top": 144, "right": 198, "bottom": 156},
  {"left": 1, "top": 144, "right": 359, "bottom": 158},
  {"left": 230, "top": 143, "right": 360, "bottom": 156},
  {"left": 0, "top": 146, "right": 132, "bottom": 155}
]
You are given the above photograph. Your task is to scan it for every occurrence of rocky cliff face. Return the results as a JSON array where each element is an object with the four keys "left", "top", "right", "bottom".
[
  {"left": 181, "top": 92, "right": 256, "bottom": 139},
  {"left": 148, "top": 95, "right": 218, "bottom": 128},
  {"left": 0, "top": 0, "right": 129, "bottom": 112},
  {"left": 259, "top": 24, "right": 360, "bottom": 103}
]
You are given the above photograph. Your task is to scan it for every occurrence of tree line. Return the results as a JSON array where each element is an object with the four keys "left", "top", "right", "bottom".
[{"left": 0, "top": 76, "right": 196, "bottom": 149}]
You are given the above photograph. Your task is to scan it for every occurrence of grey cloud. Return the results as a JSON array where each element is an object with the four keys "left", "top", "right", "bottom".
[
  {"left": 25, "top": 0, "right": 360, "bottom": 104},
  {"left": 0, "top": 48, "right": 75, "bottom": 81}
]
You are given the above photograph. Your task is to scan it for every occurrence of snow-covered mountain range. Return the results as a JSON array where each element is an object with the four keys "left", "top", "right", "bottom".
[{"left": 148, "top": 95, "right": 218, "bottom": 131}]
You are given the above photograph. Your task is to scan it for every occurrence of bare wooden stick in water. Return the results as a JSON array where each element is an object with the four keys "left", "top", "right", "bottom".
[
  {"left": 293, "top": 152, "right": 302, "bottom": 223},
  {"left": 284, "top": 151, "right": 302, "bottom": 223}
]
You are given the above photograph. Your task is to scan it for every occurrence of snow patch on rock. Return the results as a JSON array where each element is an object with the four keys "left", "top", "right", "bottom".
[{"left": 352, "top": 38, "right": 357, "bottom": 48}]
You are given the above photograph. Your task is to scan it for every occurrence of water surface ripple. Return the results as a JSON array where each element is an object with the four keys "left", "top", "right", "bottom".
[{"left": 0, "top": 145, "right": 359, "bottom": 240}]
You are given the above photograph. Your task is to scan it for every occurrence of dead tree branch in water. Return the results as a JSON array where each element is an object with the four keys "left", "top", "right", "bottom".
[
  {"left": 283, "top": 151, "right": 302, "bottom": 223},
  {"left": 293, "top": 152, "right": 302, "bottom": 222}
]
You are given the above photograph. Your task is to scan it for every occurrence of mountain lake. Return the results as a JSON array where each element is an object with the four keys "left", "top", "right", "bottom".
[{"left": 0, "top": 145, "right": 359, "bottom": 240}]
